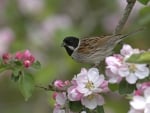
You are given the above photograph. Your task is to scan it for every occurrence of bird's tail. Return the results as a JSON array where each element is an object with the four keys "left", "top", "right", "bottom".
[
  {"left": 120, "top": 27, "right": 146, "bottom": 39},
  {"left": 110, "top": 27, "right": 146, "bottom": 45}
]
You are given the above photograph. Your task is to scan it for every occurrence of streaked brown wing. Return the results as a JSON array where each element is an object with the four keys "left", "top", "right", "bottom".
[{"left": 76, "top": 35, "right": 113, "bottom": 54}]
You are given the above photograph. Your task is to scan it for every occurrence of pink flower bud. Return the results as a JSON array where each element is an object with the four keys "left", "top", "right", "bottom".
[
  {"left": 2, "top": 53, "right": 11, "bottom": 60},
  {"left": 28, "top": 55, "right": 35, "bottom": 63},
  {"left": 135, "top": 82, "right": 150, "bottom": 96},
  {"left": 64, "top": 80, "right": 70, "bottom": 86},
  {"left": 15, "top": 52, "right": 23, "bottom": 60},
  {"left": 23, "top": 50, "right": 32, "bottom": 58},
  {"left": 54, "top": 80, "right": 65, "bottom": 88},
  {"left": 15, "top": 50, "right": 35, "bottom": 68},
  {"left": 23, "top": 60, "right": 32, "bottom": 68},
  {"left": 134, "top": 90, "right": 142, "bottom": 96}
]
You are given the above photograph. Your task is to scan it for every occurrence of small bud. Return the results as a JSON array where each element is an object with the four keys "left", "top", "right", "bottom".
[
  {"left": 64, "top": 80, "right": 70, "bottom": 86},
  {"left": 23, "top": 60, "right": 31, "bottom": 68},
  {"left": 15, "top": 52, "right": 23, "bottom": 60},
  {"left": 2, "top": 53, "right": 10, "bottom": 60},
  {"left": 28, "top": 55, "right": 35, "bottom": 63},
  {"left": 54, "top": 80, "right": 65, "bottom": 89}
]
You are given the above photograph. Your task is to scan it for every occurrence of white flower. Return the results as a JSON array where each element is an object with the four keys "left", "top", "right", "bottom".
[
  {"left": 53, "top": 106, "right": 65, "bottom": 113},
  {"left": 120, "top": 44, "right": 140, "bottom": 58},
  {"left": 67, "top": 85, "right": 83, "bottom": 101},
  {"left": 118, "top": 64, "right": 149, "bottom": 84},
  {"left": 76, "top": 68, "right": 105, "bottom": 96},
  {"left": 54, "top": 93, "right": 76, "bottom": 113},
  {"left": 128, "top": 108, "right": 143, "bottom": 113},
  {"left": 105, "top": 55, "right": 123, "bottom": 83},
  {"left": 70, "top": 68, "right": 107, "bottom": 109},
  {"left": 81, "top": 94, "right": 104, "bottom": 109},
  {"left": 81, "top": 111, "right": 87, "bottom": 113},
  {"left": 105, "top": 44, "right": 150, "bottom": 84},
  {"left": 129, "top": 87, "right": 150, "bottom": 113},
  {"left": 55, "top": 93, "right": 67, "bottom": 106}
]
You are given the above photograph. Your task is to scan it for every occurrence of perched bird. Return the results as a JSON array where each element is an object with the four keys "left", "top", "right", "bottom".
[{"left": 61, "top": 29, "right": 144, "bottom": 66}]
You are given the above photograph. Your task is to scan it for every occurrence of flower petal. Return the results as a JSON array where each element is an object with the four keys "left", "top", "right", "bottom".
[
  {"left": 130, "top": 96, "right": 146, "bottom": 110},
  {"left": 126, "top": 73, "right": 138, "bottom": 84}
]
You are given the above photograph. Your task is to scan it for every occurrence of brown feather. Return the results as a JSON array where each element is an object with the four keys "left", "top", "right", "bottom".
[{"left": 77, "top": 35, "right": 113, "bottom": 54}]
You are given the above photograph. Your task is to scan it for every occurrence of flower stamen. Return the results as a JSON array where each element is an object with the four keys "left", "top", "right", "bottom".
[
  {"left": 129, "top": 64, "right": 137, "bottom": 73},
  {"left": 85, "top": 81, "right": 94, "bottom": 90}
]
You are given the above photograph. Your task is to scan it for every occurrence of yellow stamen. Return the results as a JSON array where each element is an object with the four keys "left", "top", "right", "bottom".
[
  {"left": 129, "top": 64, "right": 137, "bottom": 73},
  {"left": 85, "top": 81, "right": 94, "bottom": 90},
  {"left": 87, "top": 94, "right": 94, "bottom": 100}
]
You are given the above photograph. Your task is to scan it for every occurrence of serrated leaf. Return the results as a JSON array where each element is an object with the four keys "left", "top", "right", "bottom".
[
  {"left": 127, "top": 52, "right": 150, "bottom": 64},
  {"left": 96, "top": 106, "right": 104, "bottom": 113},
  {"left": 119, "top": 80, "right": 136, "bottom": 95},
  {"left": 108, "top": 83, "right": 119, "bottom": 92},
  {"left": 138, "top": 0, "right": 150, "bottom": 5},
  {"left": 32, "top": 61, "right": 41, "bottom": 69},
  {"left": 69, "top": 101, "right": 83, "bottom": 112},
  {"left": 19, "top": 73, "right": 34, "bottom": 101}
]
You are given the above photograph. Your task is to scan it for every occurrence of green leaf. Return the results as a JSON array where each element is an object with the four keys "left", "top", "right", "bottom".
[
  {"left": 138, "top": 6, "right": 150, "bottom": 25},
  {"left": 138, "top": 0, "right": 150, "bottom": 5},
  {"left": 69, "top": 101, "right": 83, "bottom": 112},
  {"left": 127, "top": 52, "right": 150, "bottom": 64},
  {"left": 96, "top": 106, "right": 104, "bottom": 113},
  {"left": 119, "top": 80, "right": 136, "bottom": 95},
  {"left": 11, "top": 69, "right": 22, "bottom": 82},
  {"left": 11, "top": 73, "right": 20, "bottom": 82},
  {"left": 108, "top": 83, "right": 119, "bottom": 92},
  {"left": 19, "top": 73, "right": 34, "bottom": 101},
  {"left": 32, "top": 61, "right": 41, "bottom": 69},
  {"left": 13, "top": 60, "right": 22, "bottom": 66}
]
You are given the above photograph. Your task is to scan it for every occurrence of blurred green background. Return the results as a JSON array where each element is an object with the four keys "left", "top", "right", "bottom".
[{"left": 0, "top": 0, "right": 149, "bottom": 113}]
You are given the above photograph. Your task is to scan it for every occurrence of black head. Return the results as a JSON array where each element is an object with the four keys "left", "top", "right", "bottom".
[{"left": 62, "top": 36, "right": 79, "bottom": 56}]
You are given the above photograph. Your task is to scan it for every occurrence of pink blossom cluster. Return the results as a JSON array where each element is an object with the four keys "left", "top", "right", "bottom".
[
  {"left": 15, "top": 50, "right": 35, "bottom": 68},
  {"left": 128, "top": 82, "right": 150, "bottom": 113},
  {"left": 105, "top": 44, "right": 149, "bottom": 84},
  {"left": 53, "top": 68, "right": 109, "bottom": 112},
  {"left": 2, "top": 50, "right": 35, "bottom": 68}
]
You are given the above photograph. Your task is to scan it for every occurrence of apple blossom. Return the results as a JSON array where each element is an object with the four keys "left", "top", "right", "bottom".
[
  {"left": 118, "top": 63, "right": 149, "bottom": 84},
  {"left": 128, "top": 87, "right": 150, "bottom": 113},
  {"left": 75, "top": 68, "right": 105, "bottom": 96},
  {"left": 105, "top": 44, "right": 149, "bottom": 84},
  {"left": 15, "top": 50, "right": 35, "bottom": 68},
  {"left": 81, "top": 94, "right": 104, "bottom": 110},
  {"left": 53, "top": 92, "right": 67, "bottom": 113},
  {"left": 67, "top": 85, "right": 83, "bottom": 101},
  {"left": 67, "top": 68, "right": 108, "bottom": 109},
  {"left": 53, "top": 92, "right": 76, "bottom": 113}
]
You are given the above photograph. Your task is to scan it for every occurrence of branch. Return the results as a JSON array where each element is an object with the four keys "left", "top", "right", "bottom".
[
  {"left": 35, "top": 84, "right": 67, "bottom": 92},
  {"left": 114, "top": 0, "right": 136, "bottom": 34}
]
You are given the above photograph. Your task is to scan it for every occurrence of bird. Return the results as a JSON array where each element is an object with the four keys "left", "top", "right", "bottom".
[{"left": 61, "top": 28, "right": 144, "bottom": 66}]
